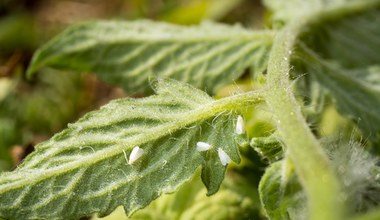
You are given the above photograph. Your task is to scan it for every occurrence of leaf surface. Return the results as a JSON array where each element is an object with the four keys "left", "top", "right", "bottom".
[
  {"left": 297, "top": 47, "right": 380, "bottom": 137},
  {"left": 291, "top": 3, "right": 380, "bottom": 137},
  {"left": 264, "top": 0, "right": 370, "bottom": 24},
  {"left": 27, "top": 20, "right": 273, "bottom": 94},
  {"left": 96, "top": 171, "right": 260, "bottom": 220},
  {"left": 259, "top": 161, "right": 306, "bottom": 220},
  {"left": 0, "top": 79, "right": 243, "bottom": 220}
]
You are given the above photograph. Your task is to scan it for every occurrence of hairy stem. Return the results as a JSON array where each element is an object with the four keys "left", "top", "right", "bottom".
[
  {"left": 264, "top": 21, "right": 344, "bottom": 220},
  {"left": 262, "top": 1, "right": 380, "bottom": 219}
]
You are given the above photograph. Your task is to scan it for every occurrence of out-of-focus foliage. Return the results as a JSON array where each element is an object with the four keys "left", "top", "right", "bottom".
[
  {"left": 94, "top": 171, "right": 261, "bottom": 220},
  {"left": 0, "top": 71, "right": 88, "bottom": 170},
  {"left": 0, "top": 14, "right": 36, "bottom": 53}
]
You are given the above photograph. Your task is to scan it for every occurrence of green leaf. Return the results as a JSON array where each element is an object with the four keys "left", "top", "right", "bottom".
[
  {"left": 177, "top": 173, "right": 260, "bottom": 220},
  {"left": 263, "top": 0, "right": 369, "bottom": 25},
  {"left": 298, "top": 5, "right": 380, "bottom": 69},
  {"left": 95, "top": 171, "right": 260, "bottom": 220},
  {"left": 259, "top": 160, "right": 306, "bottom": 220},
  {"left": 292, "top": 3, "right": 380, "bottom": 138},
  {"left": 250, "top": 134, "right": 283, "bottom": 163},
  {"left": 26, "top": 20, "right": 273, "bottom": 94},
  {"left": 0, "top": 79, "right": 245, "bottom": 220},
  {"left": 297, "top": 48, "right": 380, "bottom": 137}
]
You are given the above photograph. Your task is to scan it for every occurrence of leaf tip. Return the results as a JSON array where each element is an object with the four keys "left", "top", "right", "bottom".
[{"left": 25, "top": 50, "right": 43, "bottom": 80}]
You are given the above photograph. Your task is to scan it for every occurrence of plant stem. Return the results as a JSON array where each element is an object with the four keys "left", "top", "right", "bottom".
[
  {"left": 262, "top": 1, "right": 380, "bottom": 218},
  {"left": 264, "top": 22, "right": 345, "bottom": 220}
]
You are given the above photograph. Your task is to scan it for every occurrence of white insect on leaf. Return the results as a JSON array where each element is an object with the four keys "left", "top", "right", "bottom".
[
  {"left": 235, "top": 115, "right": 245, "bottom": 135},
  {"left": 128, "top": 146, "right": 144, "bottom": 165},
  {"left": 196, "top": 142, "right": 212, "bottom": 152},
  {"left": 218, "top": 148, "right": 231, "bottom": 166}
]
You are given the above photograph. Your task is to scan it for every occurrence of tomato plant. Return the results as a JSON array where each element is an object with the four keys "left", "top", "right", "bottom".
[{"left": 1, "top": 0, "right": 380, "bottom": 219}]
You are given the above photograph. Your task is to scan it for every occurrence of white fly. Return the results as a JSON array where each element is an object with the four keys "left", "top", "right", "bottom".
[
  {"left": 196, "top": 142, "right": 212, "bottom": 151},
  {"left": 235, "top": 115, "right": 245, "bottom": 135},
  {"left": 218, "top": 148, "right": 231, "bottom": 166},
  {"left": 128, "top": 146, "right": 144, "bottom": 165}
]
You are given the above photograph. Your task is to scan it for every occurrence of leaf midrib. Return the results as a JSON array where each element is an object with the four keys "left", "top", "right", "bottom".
[
  {"left": 90, "top": 31, "right": 275, "bottom": 43},
  {"left": 0, "top": 91, "right": 261, "bottom": 193},
  {"left": 27, "top": 130, "right": 195, "bottom": 211},
  {"left": 27, "top": 31, "right": 274, "bottom": 77}
]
